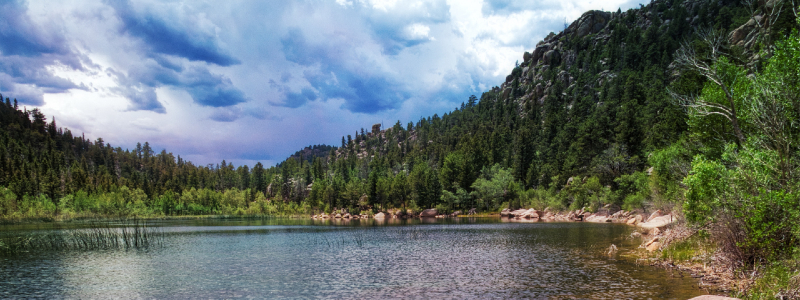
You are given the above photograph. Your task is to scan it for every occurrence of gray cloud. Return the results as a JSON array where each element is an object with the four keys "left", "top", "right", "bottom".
[
  {"left": 0, "top": 0, "right": 85, "bottom": 105},
  {"left": 0, "top": 0, "right": 69, "bottom": 56},
  {"left": 278, "top": 27, "right": 408, "bottom": 113},
  {"left": 106, "top": 0, "right": 240, "bottom": 66},
  {"left": 357, "top": 0, "right": 451, "bottom": 55}
]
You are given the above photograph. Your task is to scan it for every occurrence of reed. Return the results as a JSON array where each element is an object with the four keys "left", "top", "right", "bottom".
[{"left": 0, "top": 219, "right": 163, "bottom": 256}]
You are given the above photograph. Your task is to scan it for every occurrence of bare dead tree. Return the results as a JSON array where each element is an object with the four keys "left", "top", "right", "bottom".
[
  {"left": 743, "top": 0, "right": 788, "bottom": 51},
  {"left": 671, "top": 28, "right": 747, "bottom": 147}
]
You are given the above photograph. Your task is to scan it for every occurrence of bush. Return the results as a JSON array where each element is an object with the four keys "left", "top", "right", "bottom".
[{"left": 0, "top": 187, "right": 17, "bottom": 216}]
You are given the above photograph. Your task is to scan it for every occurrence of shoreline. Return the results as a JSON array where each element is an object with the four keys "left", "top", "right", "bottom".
[{"left": 1, "top": 209, "right": 740, "bottom": 298}]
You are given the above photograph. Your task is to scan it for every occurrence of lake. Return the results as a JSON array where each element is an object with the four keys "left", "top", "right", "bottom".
[{"left": 0, "top": 218, "right": 706, "bottom": 299}]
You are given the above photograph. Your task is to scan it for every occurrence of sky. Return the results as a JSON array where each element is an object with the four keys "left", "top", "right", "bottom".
[{"left": 0, "top": 0, "right": 646, "bottom": 167}]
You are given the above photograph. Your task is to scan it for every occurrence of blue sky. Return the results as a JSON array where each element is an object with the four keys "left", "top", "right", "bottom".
[{"left": 0, "top": 0, "right": 645, "bottom": 166}]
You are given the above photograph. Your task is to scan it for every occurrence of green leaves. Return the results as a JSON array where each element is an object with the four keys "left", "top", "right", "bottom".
[{"left": 683, "top": 155, "right": 729, "bottom": 224}]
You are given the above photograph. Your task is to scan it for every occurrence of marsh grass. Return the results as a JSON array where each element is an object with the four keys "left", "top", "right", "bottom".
[
  {"left": 0, "top": 219, "right": 163, "bottom": 256},
  {"left": 660, "top": 233, "right": 715, "bottom": 263}
]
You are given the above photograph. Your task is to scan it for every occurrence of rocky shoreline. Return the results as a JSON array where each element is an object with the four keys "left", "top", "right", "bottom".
[{"left": 312, "top": 207, "right": 676, "bottom": 253}]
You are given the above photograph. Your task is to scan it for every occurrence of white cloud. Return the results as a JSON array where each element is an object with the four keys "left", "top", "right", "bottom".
[{"left": 404, "top": 23, "right": 432, "bottom": 40}]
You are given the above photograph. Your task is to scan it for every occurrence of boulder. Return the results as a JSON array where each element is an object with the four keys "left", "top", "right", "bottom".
[
  {"left": 646, "top": 241, "right": 661, "bottom": 252},
  {"left": 687, "top": 296, "right": 741, "bottom": 300},
  {"left": 334, "top": 213, "right": 342, "bottom": 219},
  {"left": 520, "top": 209, "right": 539, "bottom": 219},
  {"left": 650, "top": 227, "right": 661, "bottom": 236},
  {"left": 531, "top": 43, "right": 550, "bottom": 64},
  {"left": 374, "top": 212, "right": 386, "bottom": 219},
  {"left": 500, "top": 208, "right": 511, "bottom": 217},
  {"left": 544, "top": 49, "right": 560, "bottom": 65},
  {"left": 644, "top": 237, "right": 659, "bottom": 248},
  {"left": 646, "top": 210, "right": 663, "bottom": 222},
  {"left": 343, "top": 213, "right": 351, "bottom": 219},
  {"left": 730, "top": 16, "right": 761, "bottom": 47},
  {"left": 569, "top": 10, "right": 611, "bottom": 38},
  {"left": 451, "top": 210, "right": 462, "bottom": 217},
  {"left": 639, "top": 214, "right": 674, "bottom": 229},
  {"left": 420, "top": 209, "right": 438, "bottom": 217},
  {"left": 626, "top": 217, "right": 638, "bottom": 225},
  {"left": 510, "top": 209, "right": 527, "bottom": 218}
]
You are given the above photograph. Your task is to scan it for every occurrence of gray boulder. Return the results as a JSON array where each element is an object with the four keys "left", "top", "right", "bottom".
[{"left": 420, "top": 209, "right": 438, "bottom": 217}]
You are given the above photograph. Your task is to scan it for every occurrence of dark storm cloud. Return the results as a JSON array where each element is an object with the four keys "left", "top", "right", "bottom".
[
  {"left": 119, "top": 85, "right": 164, "bottom": 113},
  {"left": 97, "top": 1, "right": 249, "bottom": 112},
  {"left": 116, "top": 60, "right": 248, "bottom": 113},
  {"left": 106, "top": 0, "right": 240, "bottom": 66},
  {"left": 0, "top": 0, "right": 85, "bottom": 105},
  {"left": 278, "top": 27, "right": 407, "bottom": 113},
  {"left": 0, "top": 0, "right": 68, "bottom": 56}
]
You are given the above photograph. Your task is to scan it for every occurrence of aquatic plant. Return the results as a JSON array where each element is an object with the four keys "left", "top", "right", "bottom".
[{"left": 0, "top": 219, "right": 163, "bottom": 256}]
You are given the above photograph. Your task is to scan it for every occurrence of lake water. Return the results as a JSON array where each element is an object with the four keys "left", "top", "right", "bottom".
[{"left": 0, "top": 218, "right": 706, "bottom": 299}]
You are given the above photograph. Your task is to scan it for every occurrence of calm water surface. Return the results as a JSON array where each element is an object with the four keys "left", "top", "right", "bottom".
[{"left": 0, "top": 218, "right": 706, "bottom": 299}]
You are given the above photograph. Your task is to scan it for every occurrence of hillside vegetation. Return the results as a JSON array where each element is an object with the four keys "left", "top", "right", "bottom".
[{"left": 1, "top": 0, "right": 800, "bottom": 296}]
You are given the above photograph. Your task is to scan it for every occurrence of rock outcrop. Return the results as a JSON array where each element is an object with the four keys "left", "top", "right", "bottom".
[
  {"left": 639, "top": 214, "right": 674, "bottom": 229},
  {"left": 420, "top": 209, "right": 438, "bottom": 217}
]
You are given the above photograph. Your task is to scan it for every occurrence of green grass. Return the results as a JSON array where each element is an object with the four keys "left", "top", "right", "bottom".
[
  {"left": 660, "top": 233, "right": 715, "bottom": 263},
  {"left": 737, "top": 261, "right": 800, "bottom": 300}
]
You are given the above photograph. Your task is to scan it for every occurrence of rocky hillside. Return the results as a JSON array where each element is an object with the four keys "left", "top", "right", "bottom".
[{"left": 318, "top": 0, "right": 759, "bottom": 192}]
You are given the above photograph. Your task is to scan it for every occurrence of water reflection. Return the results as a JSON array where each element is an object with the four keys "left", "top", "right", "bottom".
[{"left": 0, "top": 218, "right": 705, "bottom": 299}]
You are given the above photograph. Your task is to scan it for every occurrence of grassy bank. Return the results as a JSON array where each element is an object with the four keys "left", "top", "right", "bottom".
[{"left": 641, "top": 220, "right": 800, "bottom": 299}]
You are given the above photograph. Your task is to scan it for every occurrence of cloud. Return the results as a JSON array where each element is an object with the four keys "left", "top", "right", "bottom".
[
  {"left": 279, "top": 27, "right": 408, "bottom": 113},
  {"left": 111, "top": 57, "right": 247, "bottom": 112},
  {"left": 0, "top": 0, "right": 68, "bottom": 56},
  {"left": 113, "top": 84, "right": 164, "bottom": 113},
  {"left": 356, "top": 0, "right": 451, "bottom": 55},
  {"left": 209, "top": 106, "right": 241, "bottom": 122},
  {"left": 481, "top": 0, "right": 560, "bottom": 16},
  {"left": 0, "top": 0, "right": 85, "bottom": 105},
  {"left": 106, "top": 0, "right": 240, "bottom": 66}
]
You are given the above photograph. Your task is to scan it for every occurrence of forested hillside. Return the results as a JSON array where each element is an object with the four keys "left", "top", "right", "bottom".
[{"left": 1, "top": 0, "right": 799, "bottom": 257}]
